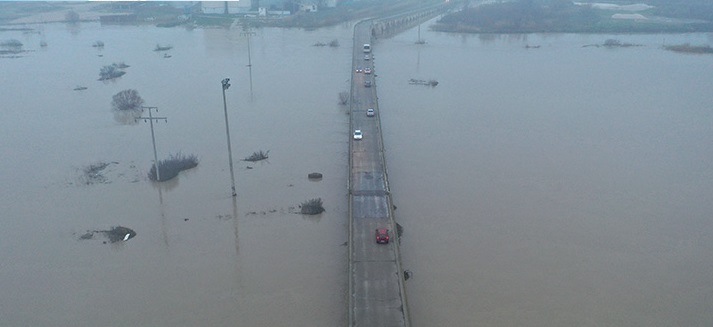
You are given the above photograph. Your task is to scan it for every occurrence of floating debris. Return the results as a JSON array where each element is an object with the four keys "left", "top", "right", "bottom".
[
  {"left": 79, "top": 226, "right": 137, "bottom": 243},
  {"left": 408, "top": 78, "right": 438, "bottom": 87},
  {"left": 154, "top": 44, "right": 173, "bottom": 51},
  {"left": 664, "top": 43, "right": 713, "bottom": 54},
  {"left": 80, "top": 161, "right": 117, "bottom": 185}
]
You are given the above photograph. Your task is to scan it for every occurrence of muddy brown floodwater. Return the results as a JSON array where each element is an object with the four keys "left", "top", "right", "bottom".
[
  {"left": 1, "top": 21, "right": 352, "bottom": 327},
  {"left": 1, "top": 17, "right": 713, "bottom": 327}
]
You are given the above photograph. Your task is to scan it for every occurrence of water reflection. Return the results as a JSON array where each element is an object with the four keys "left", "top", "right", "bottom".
[
  {"left": 231, "top": 196, "right": 239, "bottom": 255},
  {"left": 112, "top": 108, "right": 142, "bottom": 124},
  {"left": 65, "top": 22, "right": 80, "bottom": 35},
  {"left": 157, "top": 185, "right": 169, "bottom": 248}
]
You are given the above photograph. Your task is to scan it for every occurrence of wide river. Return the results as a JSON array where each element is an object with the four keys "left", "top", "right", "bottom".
[{"left": 1, "top": 18, "right": 712, "bottom": 327}]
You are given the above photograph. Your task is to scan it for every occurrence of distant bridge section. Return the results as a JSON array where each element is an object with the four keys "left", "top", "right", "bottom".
[{"left": 369, "top": 1, "right": 460, "bottom": 38}]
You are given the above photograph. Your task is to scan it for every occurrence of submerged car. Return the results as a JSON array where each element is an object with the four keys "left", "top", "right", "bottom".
[
  {"left": 353, "top": 129, "right": 363, "bottom": 140},
  {"left": 375, "top": 228, "right": 390, "bottom": 244},
  {"left": 366, "top": 108, "right": 375, "bottom": 117}
]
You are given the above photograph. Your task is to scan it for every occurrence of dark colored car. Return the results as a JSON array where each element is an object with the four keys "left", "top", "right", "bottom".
[
  {"left": 375, "top": 228, "right": 390, "bottom": 244},
  {"left": 364, "top": 80, "right": 372, "bottom": 87}
]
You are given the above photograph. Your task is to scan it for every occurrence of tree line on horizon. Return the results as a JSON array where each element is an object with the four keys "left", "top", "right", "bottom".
[{"left": 434, "top": 0, "right": 713, "bottom": 33}]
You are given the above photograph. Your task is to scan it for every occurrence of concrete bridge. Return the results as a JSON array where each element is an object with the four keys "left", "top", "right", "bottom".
[
  {"left": 346, "top": 3, "right": 457, "bottom": 325},
  {"left": 347, "top": 18, "right": 409, "bottom": 326}
]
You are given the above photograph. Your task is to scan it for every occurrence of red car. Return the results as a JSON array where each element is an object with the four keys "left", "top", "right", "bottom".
[{"left": 375, "top": 228, "right": 390, "bottom": 244}]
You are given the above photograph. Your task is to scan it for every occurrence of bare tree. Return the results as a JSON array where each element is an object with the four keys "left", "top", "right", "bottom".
[
  {"left": 65, "top": 10, "right": 80, "bottom": 24},
  {"left": 111, "top": 89, "right": 144, "bottom": 112},
  {"left": 111, "top": 90, "right": 143, "bottom": 124}
]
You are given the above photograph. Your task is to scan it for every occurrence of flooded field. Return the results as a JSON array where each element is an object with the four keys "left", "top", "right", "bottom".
[
  {"left": 1, "top": 22, "right": 353, "bottom": 327},
  {"left": 377, "top": 28, "right": 713, "bottom": 326}
]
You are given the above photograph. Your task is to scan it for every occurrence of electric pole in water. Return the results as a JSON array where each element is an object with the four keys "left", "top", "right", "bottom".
[
  {"left": 241, "top": 24, "right": 257, "bottom": 100},
  {"left": 222, "top": 78, "right": 237, "bottom": 197},
  {"left": 137, "top": 106, "right": 167, "bottom": 182}
]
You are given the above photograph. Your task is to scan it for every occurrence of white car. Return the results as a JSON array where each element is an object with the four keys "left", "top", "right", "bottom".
[
  {"left": 353, "top": 129, "right": 363, "bottom": 140},
  {"left": 366, "top": 108, "right": 375, "bottom": 117}
]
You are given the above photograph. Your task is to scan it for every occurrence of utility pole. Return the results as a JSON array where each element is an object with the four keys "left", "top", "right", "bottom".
[
  {"left": 222, "top": 78, "right": 237, "bottom": 197},
  {"left": 137, "top": 106, "right": 167, "bottom": 182},
  {"left": 241, "top": 24, "right": 255, "bottom": 68},
  {"left": 241, "top": 24, "right": 257, "bottom": 100}
]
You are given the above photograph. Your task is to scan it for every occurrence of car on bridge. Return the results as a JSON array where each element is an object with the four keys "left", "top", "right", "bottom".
[
  {"left": 355, "top": 66, "right": 362, "bottom": 73},
  {"left": 364, "top": 80, "right": 371, "bottom": 87},
  {"left": 366, "top": 108, "right": 374, "bottom": 117},
  {"left": 353, "top": 129, "right": 363, "bottom": 140},
  {"left": 375, "top": 228, "right": 390, "bottom": 244},
  {"left": 364, "top": 67, "right": 372, "bottom": 74}
]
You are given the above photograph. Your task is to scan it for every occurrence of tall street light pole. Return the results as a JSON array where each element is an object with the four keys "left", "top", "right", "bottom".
[{"left": 222, "top": 78, "right": 237, "bottom": 197}]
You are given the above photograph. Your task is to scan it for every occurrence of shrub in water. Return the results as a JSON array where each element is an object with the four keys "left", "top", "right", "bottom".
[
  {"left": 300, "top": 198, "right": 325, "bottom": 215},
  {"left": 148, "top": 152, "right": 199, "bottom": 182}
]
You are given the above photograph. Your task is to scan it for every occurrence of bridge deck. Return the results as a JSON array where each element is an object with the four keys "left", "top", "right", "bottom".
[{"left": 347, "top": 21, "right": 409, "bottom": 327}]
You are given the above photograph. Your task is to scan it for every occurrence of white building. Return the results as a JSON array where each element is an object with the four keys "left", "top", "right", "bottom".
[
  {"left": 201, "top": 1, "right": 252, "bottom": 14},
  {"left": 300, "top": 2, "right": 318, "bottom": 12}
]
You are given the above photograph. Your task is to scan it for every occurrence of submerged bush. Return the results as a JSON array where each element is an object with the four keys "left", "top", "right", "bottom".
[
  {"left": 243, "top": 150, "right": 269, "bottom": 162},
  {"left": 148, "top": 152, "right": 199, "bottom": 182},
  {"left": 99, "top": 64, "right": 127, "bottom": 80},
  {"left": 300, "top": 198, "right": 325, "bottom": 215}
]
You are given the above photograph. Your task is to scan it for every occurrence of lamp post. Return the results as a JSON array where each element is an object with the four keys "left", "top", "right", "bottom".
[{"left": 222, "top": 78, "right": 237, "bottom": 197}]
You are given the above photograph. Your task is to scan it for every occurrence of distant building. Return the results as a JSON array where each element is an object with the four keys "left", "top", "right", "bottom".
[
  {"left": 300, "top": 2, "right": 318, "bottom": 12},
  {"left": 201, "top": 1, "right": 252, "bottom": 14},
  {"left": 167, "top": 2, "right": 198, "bottom": 10}
]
